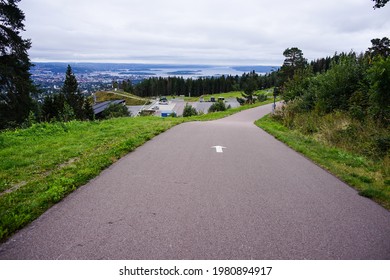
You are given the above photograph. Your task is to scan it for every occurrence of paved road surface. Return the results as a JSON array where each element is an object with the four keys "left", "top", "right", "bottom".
[{"left": 1, "top": 104, "right": 390, "bottom": 259}]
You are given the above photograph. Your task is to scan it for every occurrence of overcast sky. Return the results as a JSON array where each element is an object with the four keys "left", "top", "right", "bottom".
[{"left": 19, "top": 0, "right": 390, "bottom": 65}]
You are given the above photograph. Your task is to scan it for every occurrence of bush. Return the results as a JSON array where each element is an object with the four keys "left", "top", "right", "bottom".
[
  {"left": 101, "top": 103, "right": 130, "bottom": 119},
  {"left": 314, "top": 53, "right": 365, "bottom": 114},
  {"left": 183, "top": 104, "right": 198, "bottom": 117},
  {"left": 257, "top": 94, "right": 268, "bottom": 102},
  {"left": 368, "top": 56, "right": 390, "bottom": 125},
  {"left": 208, "top": 101, "right": 227, "bottom": 113}
]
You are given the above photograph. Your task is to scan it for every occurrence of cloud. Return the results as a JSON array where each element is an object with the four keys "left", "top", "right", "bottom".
[{"left": 19, "top": 0, "right": 390, "bottom": 65}]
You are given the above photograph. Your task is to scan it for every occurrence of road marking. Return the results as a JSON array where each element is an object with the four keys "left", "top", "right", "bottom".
[{"left": 211, "top": 146, "right": 226, "bottom": 153}]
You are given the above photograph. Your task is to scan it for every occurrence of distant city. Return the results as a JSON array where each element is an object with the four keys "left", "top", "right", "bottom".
[{"left": 30, "top": 62, "right": 278, "bottom": 96}]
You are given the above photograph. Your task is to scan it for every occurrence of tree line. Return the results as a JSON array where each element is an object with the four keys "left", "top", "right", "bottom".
[
  {"left": 132, "top": 72, "right": 278, "bottom": 98},
  {"left": 278, "top": 37, "right": 390, "bottom": 127}
]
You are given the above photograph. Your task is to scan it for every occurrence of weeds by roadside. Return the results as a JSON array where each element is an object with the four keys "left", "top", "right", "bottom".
[{"left": 256, "top": 113, "right": 390, "bottom": 211}]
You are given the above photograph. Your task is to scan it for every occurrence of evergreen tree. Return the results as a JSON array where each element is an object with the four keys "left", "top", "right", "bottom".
[
  {"left": 280, "top": 47, "right": 307, "bottom": 84},
  {"left": 368, "top": 37, "right": 390, "bottom": 58},
  {"left": 83, "top": 98, "right": 95, "bottom": 120},
  {"left": 242, "top": 77, "right": 257, "bottom": 104},
  {"left": 0, "top": 0, "right": 35, "bottom": 129},
  {"left": 62, "top": 65, "right": 85, "bottom": 119},
  {"left": 41, "top": 93, "right": 66, "bottom": 121}
]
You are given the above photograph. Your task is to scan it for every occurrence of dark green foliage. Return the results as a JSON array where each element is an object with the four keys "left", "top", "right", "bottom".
[
  {"left": 62, "top": 65, "right": 85, "bottom": 119},
  {"left": 279, "top": 47, "right": 307, "bottom": 84},
  {"left": 242, "top": 77, "right": 257, "bottom": 103},
  {"left": 41, "top": 93, "right": 66, "bottom": 121},
  {"left": 310, "top": 57, "right": 333, "bottom": 74},
  {"left": 368, "top": 37, "right": 390, "bottom": 58},
  {"left": 101, "top": 103, "right": 130, "bottom": 119},
  {"left": 112, "top": 79, "right": 134, "bottom": 93},
  {"left": 133, "top": 72, "right": 279, "bottom": 98},
  {"left": 373, "top": 0, "right": 389, "bottom": 8},
  {"left": 367, "top": 56, "right": 390, "bottom": 125},
  {"left": 182, "top": 103, "right": 198, "bottom": 117},
  {"left": 135, "top": 75, "right": 239, "bottom": 97},
  {"left": 282, "top": 66, "right": 314, "bottom": 103},
  {"left": 0, "top": 0, "right": 35, "bottom": 129},
  {"left": 257, "top": 94, "right": 268, "bottom": 102},
  {"left": 41, "top": 66, "right": 94, "bottom": 122},
  {"left": 208, "top": 101, "right": 227, "bottom": 113},
  {"left": 121, "top": 79, "right": 134, "bottom": 93},
  {"left": 83, "top": 98, "right": 95, "bottom": 120},
  {"left": 275, "top": 38, "right": 390, "bottom": 163},
  {"left": 314, "top": 53, "right": 366, "bottom": 114}
]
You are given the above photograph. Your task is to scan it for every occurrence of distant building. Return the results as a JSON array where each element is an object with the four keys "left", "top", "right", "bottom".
[{"left": 93, "top": 100, "right": 126, "bottom": 117}]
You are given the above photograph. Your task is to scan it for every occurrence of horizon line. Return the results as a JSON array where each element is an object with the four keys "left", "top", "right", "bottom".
[{"left": 30, "top": 61, "right": 281, "bottom": 67}]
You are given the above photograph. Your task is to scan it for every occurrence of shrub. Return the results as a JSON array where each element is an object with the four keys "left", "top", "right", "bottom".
[
  {"left": 368, "top": 56, "right": 390, "bottom": 125},
  {"left": 257, "top": 94, "right": 268, "bottom": 102},
  {"left": 208, "top": 101, "right": 227, "bottom": 113},
  {"left": 183, "top": 104, "right": 198, "bottom": 117},
  {"left": 314, "top": 53, "right": 365, "bottom": 114},
  {"left": 101, "top": 103, "right": 130, "bottom": 119}
]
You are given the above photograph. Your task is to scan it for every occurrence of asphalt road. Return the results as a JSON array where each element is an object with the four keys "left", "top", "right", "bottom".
[{"left": 1, "top": 103, "right": 390, "bottom": 259}]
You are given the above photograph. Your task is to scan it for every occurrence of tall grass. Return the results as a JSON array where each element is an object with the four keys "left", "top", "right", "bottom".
[
  {"left": 257, "top": 108, "right": 390, "bottom": 210},
  {"left": 273, "top": 102, "right": 390, "bottom": 160}
]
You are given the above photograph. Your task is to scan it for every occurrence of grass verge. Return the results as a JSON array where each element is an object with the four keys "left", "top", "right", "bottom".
[
  {"left": 256, "top": 114, "right": 390, "bottom": 211},
  {"left": 0, "top": 98, "right": 274, "bottom": 241},
  {"left": 0, "top": 117, "right": 183, "bottom": 241}
]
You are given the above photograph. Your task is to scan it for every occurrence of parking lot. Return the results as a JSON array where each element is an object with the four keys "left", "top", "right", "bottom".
[{"left": 129, "top": 98, "right": 241, "bottom": 117}]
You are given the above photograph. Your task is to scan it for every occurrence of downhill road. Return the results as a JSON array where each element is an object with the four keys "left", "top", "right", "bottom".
[{"left": 1, "top": 104, "right": 390, "bottom": 259}]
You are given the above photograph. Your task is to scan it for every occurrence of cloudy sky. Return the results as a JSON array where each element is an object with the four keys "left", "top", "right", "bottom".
[{"left": 20, "top": 0, "right": 390, "bottom": 65}]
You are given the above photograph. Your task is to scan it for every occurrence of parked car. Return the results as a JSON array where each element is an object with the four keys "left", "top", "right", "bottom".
[{"left": 159, "top": 96, "right": 168, "bottom": 105}]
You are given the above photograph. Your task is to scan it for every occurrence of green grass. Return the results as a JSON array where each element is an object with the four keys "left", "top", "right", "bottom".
[
  {"left": 256, "top": 114, "right": 390, "bottom": 211},
  {"left": 0, "top": 96, "right": 275, "bottom": 242},
  {"left": 0, "top": 117, "right": 184, "bottom": 241}
]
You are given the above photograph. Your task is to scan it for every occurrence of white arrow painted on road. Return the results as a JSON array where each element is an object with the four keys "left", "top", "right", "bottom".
[{"left": 211, "top": 146, "right": 226, "bottom": 153}]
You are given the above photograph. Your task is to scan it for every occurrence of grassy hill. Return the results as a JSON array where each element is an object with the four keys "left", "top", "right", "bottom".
[{"left": 95, "top": 90, "right": 150, "bottom": 106}]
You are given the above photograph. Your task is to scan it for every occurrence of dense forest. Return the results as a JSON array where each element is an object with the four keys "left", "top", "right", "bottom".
[{"left": 132, "top": 71, "right": 278, "bottom": 98}]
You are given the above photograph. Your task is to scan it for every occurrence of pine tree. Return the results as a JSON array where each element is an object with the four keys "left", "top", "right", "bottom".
[
  {"left": 62, "top": 65, "right": 84, "bottom": 119},
  {"left": 279, "top": 47, "right": 307, "bottom": 86},
  {"left": 83, "top": 97, "right": 94, "bottom": 120},
  {"left": 242, "top": 75, "right": 258, "bottom": 104},
  {"left": 0, "top": 0, "right": 35, "bottom": 129},
  {"left": 368, "top": 37, "right": 390, "bottom": 58}
]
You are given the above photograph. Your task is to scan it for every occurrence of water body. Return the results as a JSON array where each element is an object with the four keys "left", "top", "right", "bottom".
[{"left": 31, "top": 63, "right": 278, "bottom": 79}]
